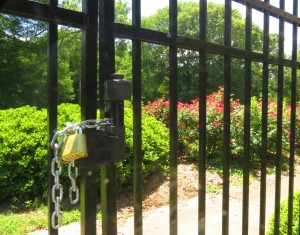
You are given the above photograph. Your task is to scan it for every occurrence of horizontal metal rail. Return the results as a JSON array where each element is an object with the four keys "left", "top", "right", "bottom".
[
  {"left": 114, "top": 23, "right": 300, "bottom": 68},
  {"left": 2, "top": 0, "right": 299, "bottom": 69},
  {"left": 0, "top": 0, "right": 88, "bottom": 29},
  {"left": 234, "top": 0, "right": 300, "bottom": 25}
]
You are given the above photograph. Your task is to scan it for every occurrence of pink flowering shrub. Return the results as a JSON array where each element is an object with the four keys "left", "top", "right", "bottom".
[{"left": 144, "top": 86, "right": 300, "bottom": 162}]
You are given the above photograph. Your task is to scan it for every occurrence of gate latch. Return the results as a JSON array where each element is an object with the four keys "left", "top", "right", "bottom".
[{"left": 75, "top": 73, "right": 131, "bottom": 168}]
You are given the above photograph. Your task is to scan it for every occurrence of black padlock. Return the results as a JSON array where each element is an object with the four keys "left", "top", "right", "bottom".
[{"left": 75, "top": 126, "right": 125, "bottom": 168}]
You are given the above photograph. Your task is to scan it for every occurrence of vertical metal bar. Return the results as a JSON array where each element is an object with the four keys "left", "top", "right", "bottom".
[
  {"left": 47, "top": 0, "right": 58, "bottom": 234},
  {"left": 80, "top": 0, "right": 98, "bottom": 234},
  {"left": 223, "top": 1, "right": 231, "bottom": 234},
  {"left": 132, "top": 0, "right": 143, "bottom": 234},
  {"left": 199, "top": 0, "right": 207, "bottom": 234},
  {"left": 80, "top": 170, "right": 97, "bottom": 235},
  {"left": 99, "top": 0, "right": 117, "bottom": 234},
  {"left": 101, "top": 166, "right": 117, "bottom": 235},
  {"left": 169, "top": 1, "right": 178, "bottom": 235},
  {"left": 259, "top": 1, "right": 270, "bottom": 234},
  {"left": 242, "top": 3, "right": 252, "bottom": 235},
  {"left": 274, "top": 1, "right": 285, "bottom": 234},
  {"left": 287, "top": 1, "right": 298, "bottom": 234},
  {"left": 133, "top": 43, "right": 143, "bottom": 235}
]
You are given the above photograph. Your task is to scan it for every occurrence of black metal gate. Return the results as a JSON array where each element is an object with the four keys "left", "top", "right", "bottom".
[{"left": 1, "top": 0, "right": 300, "bottom": 234}]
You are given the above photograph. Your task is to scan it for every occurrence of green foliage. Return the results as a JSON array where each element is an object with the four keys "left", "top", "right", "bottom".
[
  {"left": 0, "top": 13, "right": 77, "bottom": 108},
  {"left": 0, "top": 103, "right": 169, "bottom": 201},
  {"left": 0, "top": 0, "right": 133, "bottom": 108},
  {"left": 0, "top": 14, "right": 45, "bottom": 108},
  {"left": 115, "top": 0, "right": 131, "bottom": 24},
  {"left": 117, "top": 107, "right": 169, "bottom": 187},
  {"left": 144, "top": 87, "right": 299, "bottom": 164},
  {"left": 0, "top": 104, "right": 80, "bottom": 201},
  {"left": 1, "top": 1, "right": 294, "bottom": 107},
  {"left": 0, "top": 106, "right": 48, "bottom": 200},
  {"left": 138, "top": 2, "right": 279, "bottom": 102},
  {"left": 267, "top": 190, "right": 300, "bottom": 235}
]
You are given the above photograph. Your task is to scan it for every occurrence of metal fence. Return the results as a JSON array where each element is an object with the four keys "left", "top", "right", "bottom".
[{"left": 1, "top": 0, "right": 300, "bottom": 234}]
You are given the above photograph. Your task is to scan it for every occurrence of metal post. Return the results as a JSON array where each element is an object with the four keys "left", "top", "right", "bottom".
[
  {"left": 80, "top": 0, "right": 98, "bottom": 234},
  {"left": 99, "top": 1, "right": 117, "bottom": 234},
  {"left": 223, "top": 1, "right": 232, "bottom": 234},
  {"left": 242, "top": 3, "right": 252, "bottom": 234},
  {"left": 274, "top": 1, "right": 285, "bottom": 234},
  {"left": 287, "top": 1, "right": 298, "bottom": 233},
  {"left": 132, "top": 1, "right": 143, "bottom": 234},
  {"left": 199, "top": 0, "right": 207, "bottom": 234},
  {"left": 169, "top": 1, "right": 178, "bottom": 235},
  {"left": 47, "top": 1, "right": 58, "bottom": 234}
]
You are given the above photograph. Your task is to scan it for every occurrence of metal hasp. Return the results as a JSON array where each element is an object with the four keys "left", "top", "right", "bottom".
[{"left": 75, "top": 74, "right": 131, "bottom": 168}]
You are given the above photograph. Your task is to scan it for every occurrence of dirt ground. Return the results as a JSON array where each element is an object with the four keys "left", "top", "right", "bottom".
[{"left": 117, "top": 163, "right": 221, "bottom": 223}]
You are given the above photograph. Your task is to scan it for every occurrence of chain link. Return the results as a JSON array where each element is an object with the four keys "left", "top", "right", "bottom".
[{"left": 68, "top": 160, "right": 79, "bottom": 204}]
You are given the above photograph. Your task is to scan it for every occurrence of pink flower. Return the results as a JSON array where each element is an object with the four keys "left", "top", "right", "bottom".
[{"left": 164, "top": 100, "right": 170, "bottom": 105}]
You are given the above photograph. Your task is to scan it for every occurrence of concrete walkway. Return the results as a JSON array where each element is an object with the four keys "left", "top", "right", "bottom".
[
  {"left": 119, "top": 166, "right": 300, "bottom": 235},
  {"left": 29, "top": 166, "right": 300, "bottom": 235}
]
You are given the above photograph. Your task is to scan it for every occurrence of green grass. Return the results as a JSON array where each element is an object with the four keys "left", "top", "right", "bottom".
[
  {"left": 0, "top": 200, "right": 92, "bottom": 235},
  {"left": 0, "top": 209, "right": 47, "bottom": 235}
]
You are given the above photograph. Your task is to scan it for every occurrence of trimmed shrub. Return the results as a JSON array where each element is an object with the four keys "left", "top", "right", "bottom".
[
  {"left": 267, "top": 190, "right": 300, "bottom": 235},
  {"left": 0, "top": 104, "right": 169, "bottom": 201},
  {"left": 0, "top": 106, "right": 48, "bottom": 201},
  {"left": 144, "top": 87, "right": 299, "bottom": 162},
  {"left": 117, "top": 107, "right": 169, "bottom": 187}
]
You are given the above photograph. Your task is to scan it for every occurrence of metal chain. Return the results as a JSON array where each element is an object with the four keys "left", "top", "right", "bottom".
[
  {"left": 50, "top": 129, "right": 68, "bottom": 229},
  {"left": 81, "top": 118, "right": 112, "bottom": 130},
  {"left": 49, "top": 118, "right": 112, "bottom": 229},
  {"left": 68, "top": 160, "right": 79, "bottom": 204},
  {"left": 51, "top": 153, "right": 63, "bottom": 229}
]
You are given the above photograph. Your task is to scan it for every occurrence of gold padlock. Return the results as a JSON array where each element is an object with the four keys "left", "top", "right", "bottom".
[{"left": 59, "top": 129, "right": 88, "bottom": 163}]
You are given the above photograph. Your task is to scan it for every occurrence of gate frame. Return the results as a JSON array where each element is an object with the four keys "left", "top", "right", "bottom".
[{"left": 1, "top": 0, "right": 300, "bottom": 235}]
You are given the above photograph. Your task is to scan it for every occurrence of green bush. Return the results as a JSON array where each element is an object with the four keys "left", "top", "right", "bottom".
[
  {"left": 0, "top": 106, "right": 48, "bottom": 201},
  {"left": 117, "top": 107, "right": 169, "bottom": 187},
  {"left": 267, "top": 190, "right": 300, "bottom": 235},
  {"left": 0, "top": 104, "right": 82, "bottom": 202},
  {"left": 144, "top": 87, "right": 298, "bottom": 163},
  {"left": 0, "top": 104, "right": 169, "bottom": 201}
]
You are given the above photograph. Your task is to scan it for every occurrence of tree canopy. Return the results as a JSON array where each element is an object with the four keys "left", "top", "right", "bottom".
[
  {"left": 132, "top": 2, "right": 281, "bottom": 102},
  {"left": 0, "top": 13, "right": 76, "bottom": 108},
  {"left": 0, "top": 1, "right": 295, "bottom": 108}
]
